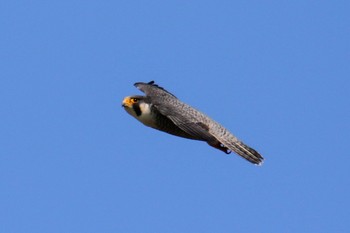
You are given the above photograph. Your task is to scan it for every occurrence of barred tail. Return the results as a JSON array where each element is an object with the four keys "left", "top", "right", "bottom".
[
  {"left": 214, "top": 128, "right": 264, "bottom": 165},
  {"left": 226, "top": 140, "right": 264, "bottom": 165}
]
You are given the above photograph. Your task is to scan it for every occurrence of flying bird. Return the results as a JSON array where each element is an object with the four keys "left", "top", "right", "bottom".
[{"left": 122, "top": 81, "right": 264, "bottom": 165}]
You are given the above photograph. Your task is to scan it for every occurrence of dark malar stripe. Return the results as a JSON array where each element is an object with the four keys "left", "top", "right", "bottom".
[{"left": 132, "top": 103, "right": 142, "bottom": 116}]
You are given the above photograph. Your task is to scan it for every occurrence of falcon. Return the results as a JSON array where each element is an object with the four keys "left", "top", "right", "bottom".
[{"left": 122, "top": 81, "right": 264, "bottom": 165}]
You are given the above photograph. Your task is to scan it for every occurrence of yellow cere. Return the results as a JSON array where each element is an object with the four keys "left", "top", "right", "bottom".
[{"left": 122, "top": 97, "right": 133, "bottom": 107}]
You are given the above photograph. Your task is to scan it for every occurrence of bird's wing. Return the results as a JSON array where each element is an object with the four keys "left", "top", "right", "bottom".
[
  {"left": 134, "top": 81, "right": 177, "bottom": 98},
  {"left": 154, "top": 100, "right": 216, "bottom": 142},
  {"left": 134, "top": 81, "right": 215, "bottom": 140},
  {"left": 168, "top": 118, "right": 215, "bottom": 141},
  {"left": 159, "top": 101, "right": 264, "bottom": 164},
  {"left": 155, "top": 97, "right": 264, "bottom": 164}
]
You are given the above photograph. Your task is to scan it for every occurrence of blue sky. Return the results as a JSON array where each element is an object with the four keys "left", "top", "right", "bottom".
[{"left": 1, "top": 1, "right": 349, "bottom": 232}]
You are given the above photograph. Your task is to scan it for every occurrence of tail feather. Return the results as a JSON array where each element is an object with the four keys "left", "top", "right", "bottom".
[
  {"left": 227, "top": 140, "right": 264, "bottom": 165},
  {"left": 208, "top": 136, "right": 264, "bottom": 165}
]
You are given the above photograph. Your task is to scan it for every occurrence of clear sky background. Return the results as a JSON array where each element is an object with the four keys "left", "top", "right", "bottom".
[{"left": 1, "top": 1, "right": 349, "bottom": 232}]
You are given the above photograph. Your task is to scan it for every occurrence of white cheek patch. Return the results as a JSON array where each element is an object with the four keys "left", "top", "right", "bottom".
[
  {"left": 137, "top": 103, "right": 156, "bottom": 127},
  {"left": 139, "top": 102, "right": 151, "bottom": 115}
]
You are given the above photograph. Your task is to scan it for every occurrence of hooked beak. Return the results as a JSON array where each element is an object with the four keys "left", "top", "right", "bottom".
[{"left": 122, "top": 97, "right": 132, "bottom": 108}]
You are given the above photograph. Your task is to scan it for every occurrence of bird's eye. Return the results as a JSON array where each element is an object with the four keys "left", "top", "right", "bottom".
[{"left": 131, "top": 98, "right": 138, "bottom": 103}]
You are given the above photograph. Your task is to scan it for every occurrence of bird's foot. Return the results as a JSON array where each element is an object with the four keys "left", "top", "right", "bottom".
[
  {"left": 222, "top": 146, "right": 231, "bottom": 154},
  {"left": 208, "top": 141, "right": 231, "bottom": 154}
]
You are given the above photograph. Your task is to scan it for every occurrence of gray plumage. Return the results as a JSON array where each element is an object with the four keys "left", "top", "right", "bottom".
[{"left": 123, "top": 81, "right": 264, "bottom": 165}]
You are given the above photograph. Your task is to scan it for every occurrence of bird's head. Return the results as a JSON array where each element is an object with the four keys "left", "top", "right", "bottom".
[
  {"left": 122, "top": 95, "right": 155, "bottom": 127},
  {"left": 122, "top": 95, "right": 150, "bottom": 118}
]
